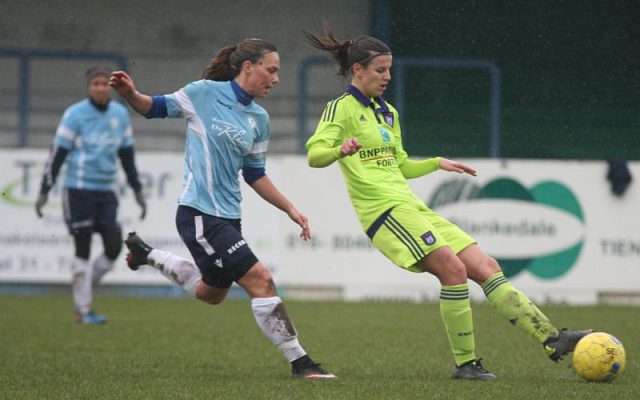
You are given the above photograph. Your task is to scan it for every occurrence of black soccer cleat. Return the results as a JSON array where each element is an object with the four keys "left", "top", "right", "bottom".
[
  {"left": 124, "top": 231, "right": 153, "bottom": 271},
  {"left": 451, "top": 359, "right": 496, "bottom": 381},
  {"left": 291, "top": 355, "right": 336, "bottom": 380},
  {"left": 544, "top": 328, "right": 593, "bottom": 362}
]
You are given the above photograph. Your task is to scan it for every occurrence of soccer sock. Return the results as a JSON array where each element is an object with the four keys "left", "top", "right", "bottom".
[
  {"left": 146, "top": 249, "right": 201, "bottom": 297},
  {"left": 482, "top": 271, "right": 559, "bottom": 342},
  {"left": 72, "top": 256, "right": 93, "bottom": 315},
  {"left": 251, "top": 296, "right": 307, "bottom": 362},
  {"left": 92, "top": 254, "right": 114, "bottom": 285},
  {"left": 440, "top": 283, "right": 476, "bottom": 366}
]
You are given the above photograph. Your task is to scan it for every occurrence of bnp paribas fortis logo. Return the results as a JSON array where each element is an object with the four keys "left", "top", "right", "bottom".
[{"left": 428, "top": 178, "right": 585, "bottom": 280}]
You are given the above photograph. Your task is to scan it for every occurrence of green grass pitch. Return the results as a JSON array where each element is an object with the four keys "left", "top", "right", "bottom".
[{"left": 1, "top": 295, "right": 637, "bottom": 399}]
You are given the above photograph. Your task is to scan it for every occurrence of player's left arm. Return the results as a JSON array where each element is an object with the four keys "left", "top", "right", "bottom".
[
  {"left": 249, "top": 175, "right": 311, "bottom": 241},
  {"left": 118, "top": 112, "right": 146, "bottom": 219}
]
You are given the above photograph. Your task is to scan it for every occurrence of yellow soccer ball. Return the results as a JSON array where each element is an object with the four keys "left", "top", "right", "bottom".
[{"left": 572, "top": 332, "right": 626, "bottom": 382}]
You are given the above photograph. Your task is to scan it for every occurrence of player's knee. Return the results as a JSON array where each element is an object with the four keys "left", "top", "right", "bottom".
[
  {"left": 195, "top": 285, "right": 227, "bottom": 305},
  {"left": 102, "top": 226, "right": 123, "bottom": 260}
]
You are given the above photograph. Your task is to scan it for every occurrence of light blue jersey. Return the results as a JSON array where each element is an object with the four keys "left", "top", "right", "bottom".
[
  {"left": 164, "top": 80, "right": 269, "bottom": 219},
  {"left": 53, "top": 99, "right": 134, "bottom": 191}
]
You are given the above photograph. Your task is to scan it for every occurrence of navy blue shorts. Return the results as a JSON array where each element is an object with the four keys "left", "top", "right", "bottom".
[
  {"left": 175, "top": 205, "right": 258, "bottom": 289},
  {"left": 63, "top": 188, "right": 119, "bottom": 235}
]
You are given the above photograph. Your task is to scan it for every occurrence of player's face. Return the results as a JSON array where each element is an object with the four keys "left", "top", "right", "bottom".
[
  {"left": 88, "top": 75, "right": 112, "bottom": 105},
  {"left": 354, "top": 54, "right": 392, "bottom": 98},
  {"left": 247, "top": 51, "right": 280, "bottom": 98}
]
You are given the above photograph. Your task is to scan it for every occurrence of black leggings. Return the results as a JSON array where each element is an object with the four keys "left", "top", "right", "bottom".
[{"left": 73, "top": 225, "right": 122, "bottom": 260}]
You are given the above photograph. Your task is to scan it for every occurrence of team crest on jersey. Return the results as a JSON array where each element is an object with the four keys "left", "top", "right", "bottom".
[
  {"left": 378, "top": 127, "right": 391, "bottom": 142},
  {"left": 384, "top": 113, "right": 394, "bottom": 127},
  {"left": 359, "top": 114, "right": 366, "bottom": 123},
  {"left": 110, "top": 117, "right": 120, "bottom": 129},
  {"left": 421, "top": 231, "right": 436, "bottom": 246},
  {"left": 247, "top": 116, "right": 257, "bottom": 129}
]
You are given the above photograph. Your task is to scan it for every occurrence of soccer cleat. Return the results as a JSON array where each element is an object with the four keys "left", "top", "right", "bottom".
[
  {"left": 291, "top": 355, "right": 336, "bottom": 380},
  {"left": 124, "top": 231, "right": 153, "bottom": 271},
  {"left": 451, "top": 359, "right": 496, "bottom": 381},
  {"left": 544, "top": 328, "right": 593, "bottom": 362},
  {"left": 75, "top": 310, "right": 107, "bottom": 325}
]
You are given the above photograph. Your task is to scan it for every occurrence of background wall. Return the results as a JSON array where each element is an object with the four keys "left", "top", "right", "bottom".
[
  {"left": 2, "top": 1, "right": 636, "bottom": 158},
  {"left": 0, "top": 0, "right": 370, "bottom": 151},
  {"left": 391, "top": 0, "right": 639, "bottom": 159}
]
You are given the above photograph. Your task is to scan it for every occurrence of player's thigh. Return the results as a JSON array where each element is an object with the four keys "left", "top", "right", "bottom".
[
  {"left": 428, "top": 210, "right": 477, "bottom": 254},
  {"left": 63, "top": 188, "right": 98, "bottom": 234},
  {"left": 175, "top": 205, "right": 258, "bottom": 290}
]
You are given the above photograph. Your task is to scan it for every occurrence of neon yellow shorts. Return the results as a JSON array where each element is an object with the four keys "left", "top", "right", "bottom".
[{"left": 368, "top": 203, "right": 476, "bottom": 273}]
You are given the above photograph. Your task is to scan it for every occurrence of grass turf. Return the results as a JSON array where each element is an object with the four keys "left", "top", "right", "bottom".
[{"left": 0, "top": 295, "right": 637, "bottom": 399}]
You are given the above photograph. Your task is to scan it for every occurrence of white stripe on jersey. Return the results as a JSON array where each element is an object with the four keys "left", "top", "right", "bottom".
[
  {"left": 194, "top": 215, "right": 215, "bottom": 255},
  {"left": 175, "top": 88, "right": 196, "bottom": 120},
  {"left": 249, "top": 140, "right": 269, "bottom": 155},
  {"left": 179, "top": 92, "right": 206, "bottom": 138},
  {"left": 124, "top": 125, "right": 133, "bottom": 138},
  {"left": 56, "top": 125, "right": 76, "bottom": 141}
]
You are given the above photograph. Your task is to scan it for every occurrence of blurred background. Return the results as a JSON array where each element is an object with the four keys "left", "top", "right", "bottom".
[{"left": 1, "top": 0, "right": 637, "bottom": 158}]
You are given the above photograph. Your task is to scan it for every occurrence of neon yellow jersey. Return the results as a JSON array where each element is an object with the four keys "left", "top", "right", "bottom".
[{"left": 306, "top": 88, "right": 430, "bottom": 231}]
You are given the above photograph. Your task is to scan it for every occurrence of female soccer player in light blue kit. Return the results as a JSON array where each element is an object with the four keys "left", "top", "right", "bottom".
[
  {"left": 36, "top": 66, "right": 146, "bottom": 325},
  {"left": 109, "top": 39, "right": 334, "bottom": 380}
]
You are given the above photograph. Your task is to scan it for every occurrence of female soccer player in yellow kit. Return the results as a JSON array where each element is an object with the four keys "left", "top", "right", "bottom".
[{"left": 304, "top": 25, "right": 591, "bottom": 380}]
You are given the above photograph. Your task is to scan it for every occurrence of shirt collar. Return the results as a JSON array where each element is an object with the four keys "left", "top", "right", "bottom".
[
  {"left": 346, "top": 85, "right": 389, "bottom": 113},
  {"left": 231, "top": 79, "right": 254, "bottom": 106},
  {"left": 88, "top": 96, "right": 110, "bottom": 112}
]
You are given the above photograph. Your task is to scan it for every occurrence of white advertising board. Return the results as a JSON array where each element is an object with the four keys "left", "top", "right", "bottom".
[{"left": 1, "top": 149, "right": 638, "bottom": 304}]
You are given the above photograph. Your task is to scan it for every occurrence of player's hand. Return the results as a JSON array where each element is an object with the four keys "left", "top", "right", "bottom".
[
  {"left": 109, "top": 71, "right": 136, "bottom": 99},
  {"left": 439, "top": 158, "right": 477, "bottom": 177},
  {"left": 287, "top": 208, "right": 311, "bottom": 241},
  {"left": 35, "top": 193, "right": 48, "bottom": 218},
  {"left": 134, "top": 191, "right": 147, "bottom": 220},
  {"left": 339, "top": 138, "right": 362, "bottom": 157}
]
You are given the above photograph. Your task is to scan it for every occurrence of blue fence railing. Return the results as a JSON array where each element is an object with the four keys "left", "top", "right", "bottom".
[
  {"left": 0, "top": 48, "right": 128, "bottom": 147},
  {"left": 298, "top": 56, "right": 502, "bottom": 157}
]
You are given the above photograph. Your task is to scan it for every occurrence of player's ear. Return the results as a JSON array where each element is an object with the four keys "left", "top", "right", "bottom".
[{"left": 241, "top": 59, "right": 254, "bottom": 75}]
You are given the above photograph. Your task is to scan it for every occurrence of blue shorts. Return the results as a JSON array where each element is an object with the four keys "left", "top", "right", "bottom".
[
  {"left": 62, "top": 188, "right": 119, "bottom": 235},
  {"left": 175, "top": 205, "right": 258, "bottom": 289}
]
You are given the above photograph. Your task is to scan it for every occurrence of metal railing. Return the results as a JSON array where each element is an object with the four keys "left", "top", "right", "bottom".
[{"left": 0, "top": 48, "right": 128, "bottom": 147}]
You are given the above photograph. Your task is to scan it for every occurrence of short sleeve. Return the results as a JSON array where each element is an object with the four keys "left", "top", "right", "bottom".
[
  {"left": 53, "top": 108, "right": 78, "bottom": 149},
  {"left": 164, "top": 86, "right": 195, "bottom": 119}
]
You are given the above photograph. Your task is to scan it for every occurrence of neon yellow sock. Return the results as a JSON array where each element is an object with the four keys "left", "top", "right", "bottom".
[
  {"left": 440, "top": 283, "right": 476, "bottom": 366},
  {"left": 482, "top": 272, "right": 559, "bottom": 342}
]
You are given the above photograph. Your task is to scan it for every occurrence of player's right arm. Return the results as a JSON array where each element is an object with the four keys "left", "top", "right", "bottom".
[
  {"left": 306, "top": 97, "right": 360, "bottom": 167},
  {"left": 109, "top": 71, "right": 153, "bottom": 115},
  {"left": 36, "top": 109, "right": 77, "bottom": 217}
]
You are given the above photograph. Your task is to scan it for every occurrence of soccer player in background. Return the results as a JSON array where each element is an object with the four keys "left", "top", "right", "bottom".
[
  {"left": 109, "top": 38, "right": 335, "bottom": 380},
  {"left": 35, "top": 66, "right": 146, "bottom": 325},
  {"left": 303, "top": 24, "right": 591, "bottom": 380}
]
